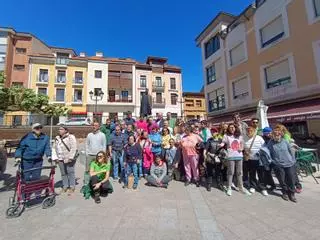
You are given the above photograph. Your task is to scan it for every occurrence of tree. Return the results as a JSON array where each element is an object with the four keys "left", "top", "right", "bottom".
[{"left": 0, "top": 71, "right": 5, "bottom": 89}]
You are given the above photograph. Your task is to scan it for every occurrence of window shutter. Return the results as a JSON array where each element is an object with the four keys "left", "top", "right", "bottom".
[
  {"left": 233, "top": 77, "right": 248, "bottom": 96},
  {"left": 261, "top": 16, "right": 284, "bottom": 44},
  {"left": 266, "top": 59, "right": 290, "bottom": 84},
  {"left": 230, "top": 43, "right": 245, "bottom": 66}
]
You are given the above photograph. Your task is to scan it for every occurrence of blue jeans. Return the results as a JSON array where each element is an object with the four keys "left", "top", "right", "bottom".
[
  {"left": 138, "top": 159, "right": 143, "bottom": 177},
  {"left": 125, "top": 162, "right": 139, "bottom": 187},
  {"left": 112, "top": 150, "right": 124, "bottom": 179},
  {"left": 22, "top": 159, "right": 43, "bottom": 181}
]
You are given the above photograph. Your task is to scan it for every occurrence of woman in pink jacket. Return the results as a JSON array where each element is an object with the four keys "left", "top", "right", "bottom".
[{"left": 138, "top": 130, "right": 153, "bottom": 177}]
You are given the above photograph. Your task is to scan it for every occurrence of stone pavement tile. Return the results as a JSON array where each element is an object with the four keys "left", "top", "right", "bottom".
[
  {"left": 219, "top": 227, "right": 240, "bottom": 240},
  {"left": 215, "top": 212, "right": 253, "bottom": 227},
  {"left": 118, "top": 217, "right": 157, "bottom": 230},
  {"left": 197, "top": 219, "right": 219, "bottom": 232},
  {"left": 134, "top": 229, "right": 157, "bottom": 240},
  {"left": 287, "top": 222, "right": 320, "bottom": 239},
  {"left": 201, "top": 231, "right": 224, "bottom": 240},
  {"left": 178, "top": 208, "right": 197, "bottom": 220},
  {"left": 177, "top": 199, "right": 193, "bottom": 209},
  {"left": 139, "top": 206, "right": 161, "bottom": 218},
  {"left": 155, "top": 230, "right": 180, "bottom": 240},
  {"left": 257, "top": 227, "right": 306, "bottom": 240},
  {"left": 135, "top": 217, "right": 158, "bottom": 230},
  {"left": 157, "top": 217, "right": 178, "bottom": 231},
  {"left": 77, "top": 215, "right": 122, "bottom": 229},
  {"left": 110, "top": 229, "right": 136, "bottom": 240},
  {"left": 160, "top": 207, "right": 178, "bottom": 219},
  {"left": 31, "top": 226, "right": 75, "bottom": 240},
  {"left": 194, "top": 206, "right": 213, "bottom": 219},
  {"left": 178, "top": 218, "right": 201, "bottom": 232},
  {"left": 160, "top": 199, "right": 178, "bottom": 208},
  {"left": 179, "top": 230, "right": 202, "bottom": 240}
]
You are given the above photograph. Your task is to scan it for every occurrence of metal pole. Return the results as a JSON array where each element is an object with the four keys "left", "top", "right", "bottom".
[{"left": 94, "top": 96, "right": 98, "bottom": 122}]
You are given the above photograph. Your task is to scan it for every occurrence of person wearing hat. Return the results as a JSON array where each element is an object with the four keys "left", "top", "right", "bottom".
[
  {"left": 52, "top": 125, "right": 78, "bottom": 194},
  {"left": 15, "top": 123, "right": 51, "bottom": 181},
  {"left": 262, "top": 127, "right": 273, "bottom": 143},
  {"left": 124, "top": 111, "right": 135, "bottom": 126}
]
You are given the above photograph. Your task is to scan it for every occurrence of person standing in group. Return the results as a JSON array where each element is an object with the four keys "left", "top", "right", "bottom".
[
  {"left": 120, "top": 121, "right": 127, "bottom": 134},
  {"left": 250, "top": 118, "right": 261, "bottom": 135},
  {"left": 221, "top": 123, "right": 251, "bottom": 196},
  {"left": 217, "top": 122, "right": 228, "bottom": 140},
  {"left": 180, "top": 126, "right": 203, "bottom": 187},
  {"left": 161, "top": 128, "right": 172, "bottom": 150},
  {"left": 163, "top": 138, "right": 180, "bottom": 178},
  {"left": 52, "top": 125, "right": 78, "bottom": 194},
  {"left": 161, "top": 120, "right": 173, "bottom": 134},
  {"left": 149, "top": 124, "right": 162, "bottom": 157},
  {"left": 233, "top": 113, "right": 248, "bottom": 136},
  {"left": 85, "top": 121, "right": 107, "bottom": 172},
  {"left": 111, "top": 115, "right": 119, "bottom": 133},
  {"left": 172, "top": 126, "right": 182, "bottom": 145},
  {"left": 108, "top": 125, "right": 127, "bottom": 182},
  {"left": 267, "top": 126, "right": 297, "bottom": 202},
  {"left": 147, "top": 117, "right": 155, "bottom": 134},
  {"left": 146, "top": 155, "right": 171, "bottom": 188},
  {"left": 243, "top": 126, "right": 267, "bottom": 195},
  {"left": 204, "top": 127, "right": 226, "bottom": 192},
  {"left": 166, "top": 112, "right": 176, "bottom": 130},
  {"left": 125, "top": 124, "right": 135, "bottom": 137},
  {"left": 123, "top": 135, "right": 142, "bottom": 190},
  {"left": 89, "top": 151, "right": 113, "bottom": 204},
  {"left": 124, "top": 111, "right": 136, "bottom": 126},
  {"left": 15, "top": 123, "right": 51, "bottom": 181},
  {"left": 156, "top": 112, "right": 164, "bottom": 129},
  {"left": 135, "top": 115, "right": 148, "bottom": 133},
  {"left": 199, "top": 120, "right": 212, "bottom": 143},
  {"left": 138, "top": 130, "right": 153, "bottom": 177},
  {"left": 100, "top": 118, "right": 112, "bottom": 145}
]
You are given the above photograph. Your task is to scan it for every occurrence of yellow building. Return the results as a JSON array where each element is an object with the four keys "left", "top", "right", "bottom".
[
  {"left": 183, "top": 92, "right": 206, "bottom": 120},
  {"left": 29, "top": 47, "right": 87, "bottom": 123}
]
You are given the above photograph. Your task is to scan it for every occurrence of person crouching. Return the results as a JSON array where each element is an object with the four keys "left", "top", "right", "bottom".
[{"left": 146, "top": 156, "right": 171, "bottom": 188}]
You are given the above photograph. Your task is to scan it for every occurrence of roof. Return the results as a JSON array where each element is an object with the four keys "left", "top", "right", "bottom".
[
  {"left": 227, "top": 4, "right": 256, "bottom": 33},
  {"left": 50, "top": 46, "right": 77, "bottom": 56},
  {"left": 183, "top": 92, "right": 205, "bottom": 97},
  {"left": 195, "top": 12, "right": 236, "bottom": 46},
  {"left": 146, "top": 56, "right": 168, "bottom": 64}
]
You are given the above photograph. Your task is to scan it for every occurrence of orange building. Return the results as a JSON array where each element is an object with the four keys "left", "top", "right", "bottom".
[{"left": 183, "top": 92, "right": 206, "bottom": 120}]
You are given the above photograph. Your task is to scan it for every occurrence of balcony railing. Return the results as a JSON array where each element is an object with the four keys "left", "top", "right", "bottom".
[
  {"left": 36, "top": 74, "right": 49, "bottom": 83},
  {"left": 152, "top": 82, "right": 165, "bottom": 92},
  {"left": 55, "top": 77, "right": 66, "bottom": 84},
  {"left": 108, "top": 96, "right": 133, "bottom": 103},
  {"left": 56, "top": 58, "right": 69, "bottom": 65},
  {"left": 152, "top": 98, "right": 166, "bottom": 108},
  {"left": 53, "top": 95, "right": 65, "bottom": 102},
  {"left": 73, "top": 78, "right": 84, "bottom": 85}
]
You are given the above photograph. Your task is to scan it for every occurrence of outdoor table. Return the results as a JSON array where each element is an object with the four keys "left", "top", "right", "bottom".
[{"left": 300, "top": 148, "right": 320, "bottom": 171}]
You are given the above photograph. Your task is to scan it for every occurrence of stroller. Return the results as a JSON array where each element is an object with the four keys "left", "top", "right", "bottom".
[{"left": 6, "top": 161, "right": 57, "bottom": 218}]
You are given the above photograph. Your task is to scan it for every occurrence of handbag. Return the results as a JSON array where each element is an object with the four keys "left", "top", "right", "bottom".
[
  {"left": 60, "top": 136, "right": 79, "bottom": 162},
  {"left": 243, "top": 134, "right": 257, "bottom": 161}
]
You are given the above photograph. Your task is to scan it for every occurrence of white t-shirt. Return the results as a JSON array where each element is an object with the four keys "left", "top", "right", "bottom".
[
  {"left": 222, "top": 135, "right": 244, "bottom": 160},
  {"left": 244, "top": 135, "right": 265, "bottom": 160}
]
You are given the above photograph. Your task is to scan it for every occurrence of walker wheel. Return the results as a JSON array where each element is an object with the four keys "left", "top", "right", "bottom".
[
  {"left": 6, "top": 204, "right": 25, "bottom": 218},
  {"left": 42, "top": 195, "right": 56, "bottom": 209}
]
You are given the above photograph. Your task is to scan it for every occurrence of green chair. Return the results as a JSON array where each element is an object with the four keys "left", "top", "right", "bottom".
[{"left": 296, "top": 151, "right": 319, "bottom": 184}]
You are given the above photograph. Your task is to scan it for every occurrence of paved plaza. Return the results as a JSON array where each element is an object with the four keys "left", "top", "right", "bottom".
[{"left": 1, "top": 158, "right": 320, "bottom": 240}]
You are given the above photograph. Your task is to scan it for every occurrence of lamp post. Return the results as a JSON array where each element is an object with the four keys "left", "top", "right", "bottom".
[
  {"left": 89, "top": 89, "right": 104, "bottom": 122},
  {"left": 175, "top": 95, "right": 185, "bottom": 120}
]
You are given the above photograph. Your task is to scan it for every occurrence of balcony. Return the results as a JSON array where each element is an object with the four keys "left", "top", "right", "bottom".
[
  {"left": 36, "top": 74, "right": 49, "bottom": 85},
  {"left": 152, "top": 82, "right": 165, "bottom": 92},
  {"left": 72, "top": 96, "right": 83, "bottom": 105},
  {"left": 55, "top": 77, "right": 66, "bottom": 85},
  {"left": 152, "top": 98, "right": 166, "bottom": 108},
  {"left": 73, "top": 78, "right": 84, "bottom": 86},
  {"left": 56, "top": 58, "right": 69, "bottom": 66},
  {"left": 108, "top": 95, "right": 133, "bottom": 103}
]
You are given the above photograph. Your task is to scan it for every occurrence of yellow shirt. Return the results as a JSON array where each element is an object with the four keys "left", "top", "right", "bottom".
[{"left": 162, "top": 134, "right": 172, "bottom": 149}]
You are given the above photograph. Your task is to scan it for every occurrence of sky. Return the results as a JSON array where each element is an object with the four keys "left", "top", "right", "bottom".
[{"left": 1, "top": 0, "right": 252, "bottom": 92}]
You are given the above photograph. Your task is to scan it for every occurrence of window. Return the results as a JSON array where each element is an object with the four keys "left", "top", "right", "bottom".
[
  {"left": 170, "top": 78, "right": 176, "bottom": 90},
  {"left": 207, "top": 88, "right": 225, "bottom": 112},
  {"left": 205, "top": 35, "right": 220, "bottom": 59},
  {"left": 314, "top": 0, "right": 320, "bottom": 17},
  {"left": 39, "top": 69, "right": 48, "bottom": 82},
  {"left": 38, "top": 88, "right": 47, "bottom": 95},
  {"left": 232, "top": 77, "right": 249, "bottom": 99},
  {"left": 260, "top": 16, "right": 285, "bottom": 48},
  {"left": 14, "top": 64, "right": 25, "bottom": 71},
  {"left": 171, "top": 94, "right": 177, "bottom": 105},
  {"left": 56, "top": 89, "right": 65, "bottom": 102},
  {"left": 186, "top": 100, "right": 194, "bottom": 107},
  {"left": 206, "top": 65, "right": 216, "bottom": 84},
  {"left": 195, "top": 100, "right": 202, "bottom": 107},
  {"left": 156, "top": 92, "right": 162, "bottom": 103},
  {"left": 74, "top": 89, "right": 82, "bottom": 102},
  {"left": 230, "top": 42, "right": 245, "bottom": 66},
  {"left": 95, "top": 70, "right": 102, "bottom": 78},
  {"left": 57, "top": 70, "right": 66, "bottom": 83},
  {"left": 121, "top": 91, "right": 129, "bottom": 99},
  {"left": 56, "top": 53, "right": 69, "bottom": 65},
  {"left": 74, "top": 71, "right": 83, "bottom": 84},
  {"left": 155, "top": 77, "right": 162, "bottom": 86},
  {"left": 265, "top": 59, "right": 291, "bottom": 89},
  {"left": 16, "top": 48, "right": 26, "bottom": 54},
  {"left": 140, "top": 75, "right": 146, "bottom": 88}
]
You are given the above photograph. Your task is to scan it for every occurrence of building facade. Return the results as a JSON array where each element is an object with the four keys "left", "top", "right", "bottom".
[
  {"left": 196, "top": 0, "right": 320, "bottom": 137},
  {"left": 182, "top": 92, "right": 206, "bottom": 120},
  {"left": 135, "top": 57, "right": 183, "bottom": 118}
]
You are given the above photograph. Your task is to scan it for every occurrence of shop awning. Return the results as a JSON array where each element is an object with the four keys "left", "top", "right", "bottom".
[{"left": 70, "top": 111, "right": 87, "bottom": 115}]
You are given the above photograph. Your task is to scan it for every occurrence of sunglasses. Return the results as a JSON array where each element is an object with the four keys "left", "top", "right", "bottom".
[
  {"left": 253, "top": 121, "right": 259, "bottom": 124},
  {"left": 34, "top": 126, "right": 43, "bottom": 130}
]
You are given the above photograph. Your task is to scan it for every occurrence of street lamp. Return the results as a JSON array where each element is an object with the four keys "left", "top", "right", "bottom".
[
  {"left": 175, "top": 95, "right": 185, "bottom": 120},
  {"left": 89, "top": 89, "right": 104, "bottom": 122}
]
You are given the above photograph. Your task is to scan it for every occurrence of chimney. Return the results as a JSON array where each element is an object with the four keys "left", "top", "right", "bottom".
[
  {"left": 96, "top": 51, "right": 103, "bottom": 57},
  {"left": 79, "top": 52, "right": 86, "bottom": 57}
]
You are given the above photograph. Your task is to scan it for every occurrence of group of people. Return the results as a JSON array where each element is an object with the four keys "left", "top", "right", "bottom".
[{"left": 14, "top": 111, "right": 302, "bottom": 204}]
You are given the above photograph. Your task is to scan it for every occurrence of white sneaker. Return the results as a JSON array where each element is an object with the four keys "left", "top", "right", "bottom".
[
  {"left": 226, "top": 187, "right": 232, "bottom": 196},
  {"left": 249, "top": 188, "right": 256, "bottom": 194},
  {"left": 231, "top": 183, "right": 239, "bottom": 191},
  {"left": 240, "top": 188, "right": 252, "bottom": 196},
  {"left": 261, "top": 190, "right": 268, "bottom": 196}
]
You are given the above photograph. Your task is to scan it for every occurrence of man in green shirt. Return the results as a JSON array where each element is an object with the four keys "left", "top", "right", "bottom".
[
  {"left": 100, "top": 118, "right": 112, "bottom": 145},
  {"left": 167, "top": 112, "right": 176, "bottom": 129}
]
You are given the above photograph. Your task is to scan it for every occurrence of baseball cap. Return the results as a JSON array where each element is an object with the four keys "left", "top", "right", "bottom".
[
  {"left": 262, "top": 127, "right": 272, "bottom": 134},
  {"left": 32, "top": 123, "right": 43, "bottom": 130}
]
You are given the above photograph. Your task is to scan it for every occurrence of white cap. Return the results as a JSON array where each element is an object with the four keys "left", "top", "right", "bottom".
[{"left": 32, "top": 123, "right": 43, "bottom": 129}]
